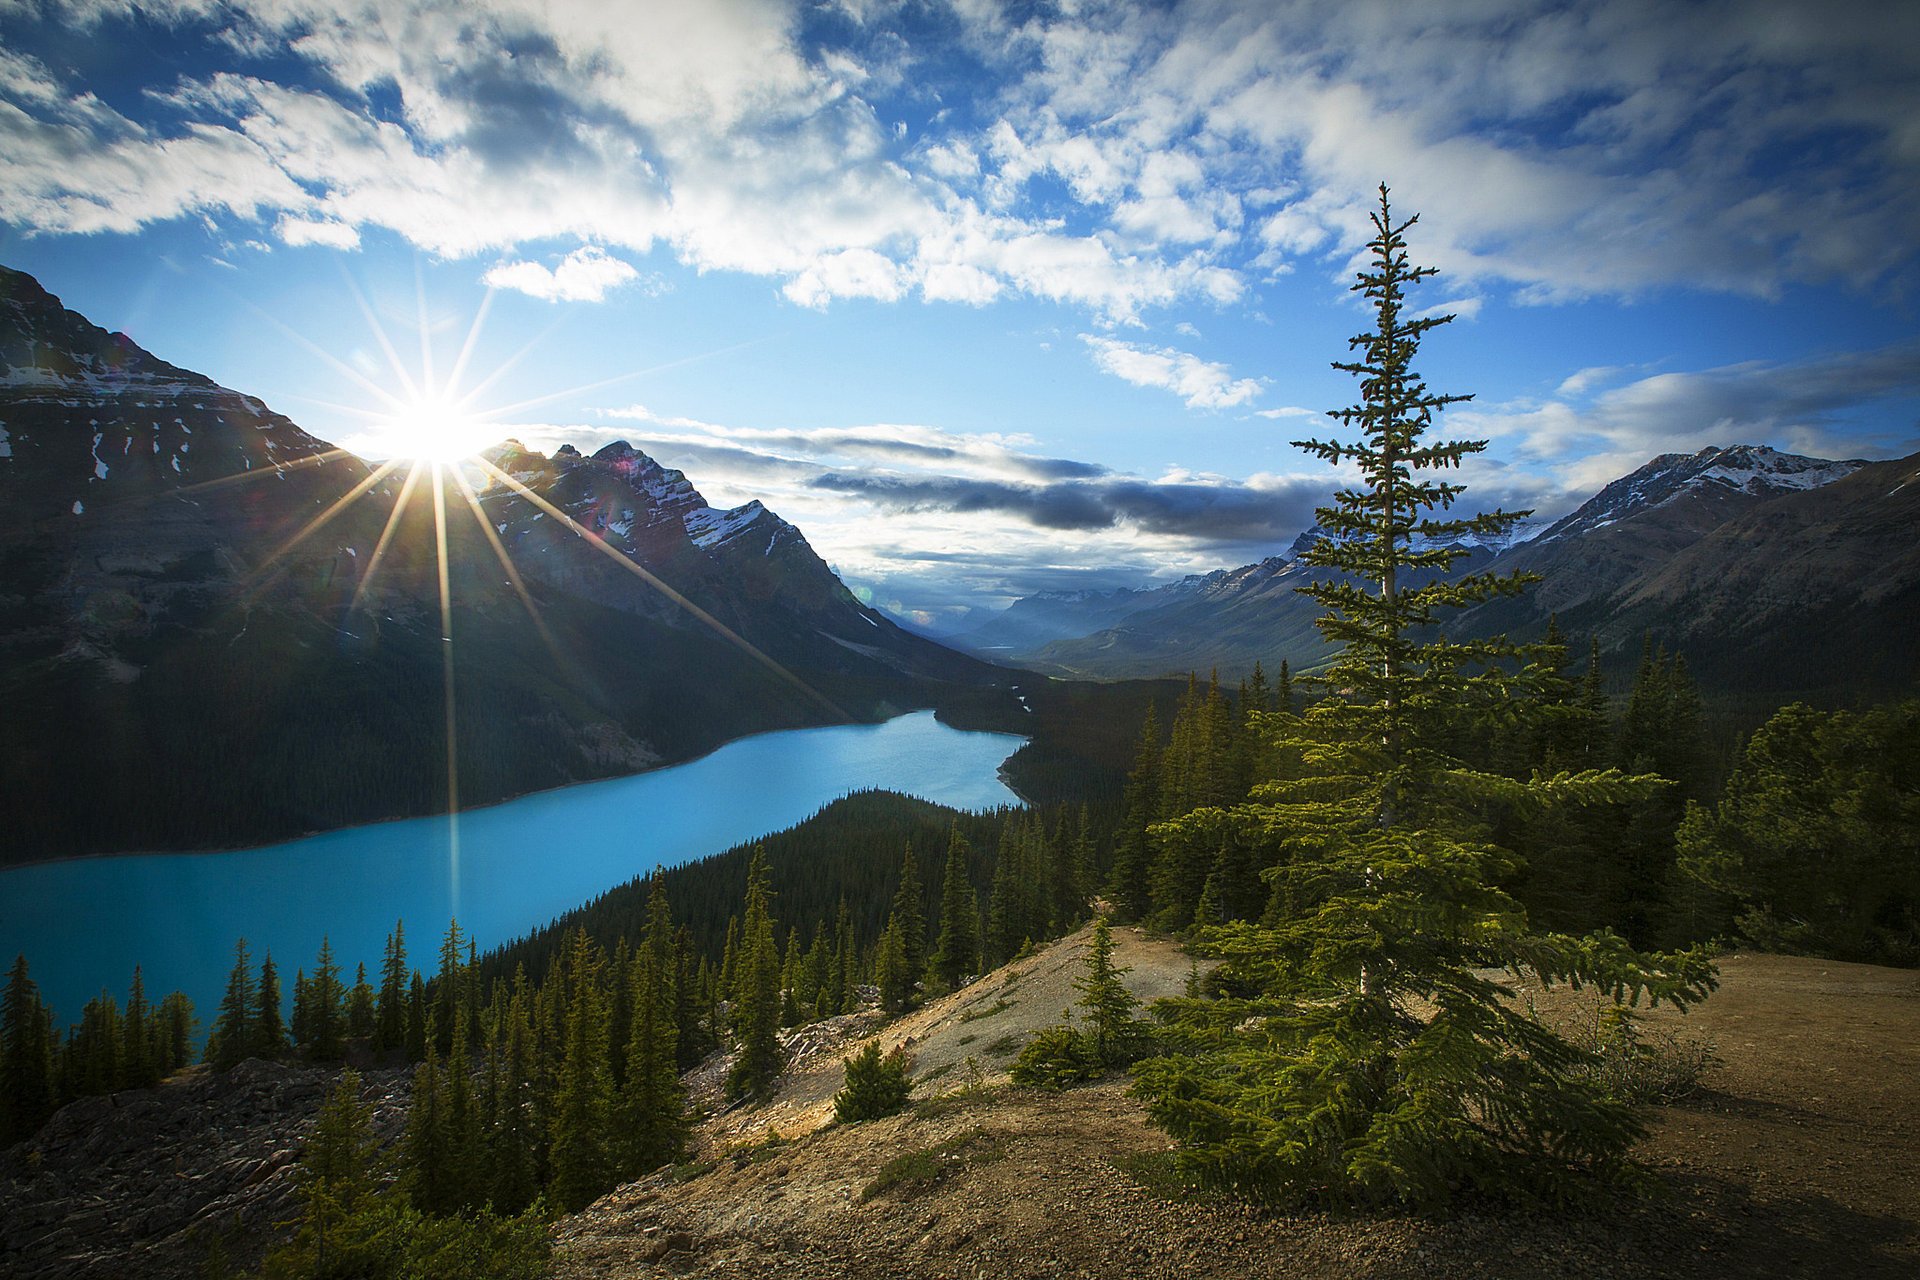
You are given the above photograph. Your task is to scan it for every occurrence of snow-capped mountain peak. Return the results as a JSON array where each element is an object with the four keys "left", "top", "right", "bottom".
[{"left": 1531, "top": 444, "right": 1866, "bottom": 544}]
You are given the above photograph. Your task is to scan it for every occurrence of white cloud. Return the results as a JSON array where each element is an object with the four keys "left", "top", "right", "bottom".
[
  {"left": 483, "top": 246, "right": 640, "bottom": 302},
  {"left": 3, "top": 0, "right": 1917, "bottom": 319},
  {"left": 1253, "top": 405, "right": 1316, "bottom": 419},
  {"left": 1081, "top": 334, "right": 1264, "bottom": 409},
  {"left": 275, "top": 215, "right": 360, "bottom": 249}
]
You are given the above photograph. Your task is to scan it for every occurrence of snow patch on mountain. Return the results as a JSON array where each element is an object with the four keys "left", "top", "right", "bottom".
[
  {"left": 685, "top": 500, "right": 768, "bottom": 549},
  {"left": 1531, "top": 445, "right": 1865, "bottom": 544}
]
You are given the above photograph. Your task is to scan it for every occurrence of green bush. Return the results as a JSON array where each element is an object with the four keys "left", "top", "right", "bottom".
[
  {"left": 1008, "top": 1024, "right": 1102, "bottom": 1089},
  {"left": 833, "top": 1042, "right": 913, "bottom": 1123}
]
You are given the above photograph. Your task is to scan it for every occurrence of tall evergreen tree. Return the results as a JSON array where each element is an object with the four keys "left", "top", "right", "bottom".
[
  {"left": 347, "top": 962, "right": 376, "bottom": 1043},
  {"left": 929, "top": 827, "right": 980, "bottom": 991},
  {"left": 727, "top": 849, "right": 785, "bottom": 1100},
  {"left": 549, "top": 929, "right": 616, "bottom": 1210},
  {"left": 1108, "top": 704, "right": 1163, "bottom": 922},
  {"left": 1134, "top": 186, "right": 1716, "bottom": 1208},
  {"left": 307, "top": 938, "right": 346, "bottom": 1061},
  {"left": 890, "top": 845, "right": 927, "bottom": 987},
  {"left": 5, "top": 958, "right": 58, "bottom": 1144},
  {"left": 375, "top": 921, "right": 408, "bottom": 1054},
  {"left": 254, "top": 954, "right": 288, "bottom": 1060},
  {"left": 120, "top": 966, "right": 153, "bottom": 1090},
  {"left": 621, "top": 937, "right": 686, "bottom": 1173},
  {"left": 208, "top": 939, "right": 254, "bottom": 1070},
  {"left": 289, "top": 1070, "right": 382, "bottom": 1275}
]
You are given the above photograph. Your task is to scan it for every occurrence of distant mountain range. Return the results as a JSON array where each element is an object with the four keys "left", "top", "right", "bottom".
[
  {"left": 0, "top": 265, "right": 1011, "bottom": 862},
  {"left": 950, "top": 443, "right": 1918, "bottom": 704}
]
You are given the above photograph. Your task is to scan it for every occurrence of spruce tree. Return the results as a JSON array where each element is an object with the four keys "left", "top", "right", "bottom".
[
  {"left": 120, "top": 966, "right": 153, "bottom": 1090},
  {"left": 1073, "top": 918, "right": 1143, "bottom": 1066},
  {"left": 1108, "top": 704, "right": 1163, "bottom": 921},
  {"left": 1133, "top": 186, "right": 1717, "bottom": 1209},
  {"left": 308, "top": 938, "right": 346, "bottom": 1061},
  {"left": 375, "top": 920, "right": 408, "bottom": 1054},
  {"left": 549, "top": 929, "right": 616, "bottom": 1211},
  {"left": 621, "top": 937, "right": 686, "bottom": 1173},
  {"left": 890, "top": 845, "right": 927, "bottom": 987},
  {"left": 208, "top": 939, "right": 254, "bottom": 1070},
  {"left": 254, "top": 954, "right": 288, "bottom": 1060},
  {"left": 2, "top": 957, "right": 56, "bottom": 1144},
  {"left": 726, "top": 849, "right": 785, "bottom": 1100},
  {"left": 347, "top": 962, "right": 376, "bottom": 1043},
  {"left": 290, "top": 1070, "right": 382, "bottom": 1274},
  {"left": 929, "top": 827, "right": 980, "bottom": 991}
]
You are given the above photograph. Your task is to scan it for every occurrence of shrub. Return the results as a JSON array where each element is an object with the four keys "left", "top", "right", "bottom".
[
  {"left": 1009, "top": 1024, "right": 1102, "bottom": 1090},
  {"left": 833, "top": 1042, "right": 912, "bottom": 1123}
]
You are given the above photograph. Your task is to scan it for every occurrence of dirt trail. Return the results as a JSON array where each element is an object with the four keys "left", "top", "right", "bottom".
[{"left": 557, "top": 929, "right": 1920, "bottom": 1280}]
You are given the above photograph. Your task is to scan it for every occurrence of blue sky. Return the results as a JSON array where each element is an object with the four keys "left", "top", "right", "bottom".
[{"left": 3, "top": 0, "right": 1917, "bottom": 626}]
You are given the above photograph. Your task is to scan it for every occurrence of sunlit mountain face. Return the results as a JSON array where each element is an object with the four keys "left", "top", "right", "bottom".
[{"left": 0, "top": 266, "right": 1011, "bottom": 864}]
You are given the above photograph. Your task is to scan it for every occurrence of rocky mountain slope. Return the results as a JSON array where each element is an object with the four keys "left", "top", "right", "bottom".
[
  {"left": 0, "top": 265, "right": 1011, "bottom": 863},
  {"left": 963, "top": 445, "right": 1912, "bottom": 702}
]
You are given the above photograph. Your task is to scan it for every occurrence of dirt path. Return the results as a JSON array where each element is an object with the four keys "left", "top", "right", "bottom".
[{"left": 557, "top": 932, "right": 1920, "bottom": 1280}]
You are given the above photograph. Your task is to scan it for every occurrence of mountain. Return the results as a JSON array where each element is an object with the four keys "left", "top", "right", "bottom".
[
  {"left": 0, "top": 265, "right": 1009, "bottom": 863},
  {"left": 971, "top": 444, "right": 1910, "bottom": 702}
]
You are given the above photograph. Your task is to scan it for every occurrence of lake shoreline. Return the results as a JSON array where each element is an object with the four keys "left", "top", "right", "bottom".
[{"left": 8, "top": 702, "right": 1016, "bottom": 870}]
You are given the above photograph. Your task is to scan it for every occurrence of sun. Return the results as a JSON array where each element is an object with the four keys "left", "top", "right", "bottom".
[{"left": 362, "top": 392, "right": 500, "bottom": 462}]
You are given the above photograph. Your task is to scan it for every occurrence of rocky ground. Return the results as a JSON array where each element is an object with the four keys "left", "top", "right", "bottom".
[
  {"left": 0, "top": 1059, "right": 411, "bottom": 1279},
  {"left": 555, "top": 928, "right": 1920, "bottom": 1280},
  {"left": 4, "top": 928, "right": 1915, "bottom": 1279}
]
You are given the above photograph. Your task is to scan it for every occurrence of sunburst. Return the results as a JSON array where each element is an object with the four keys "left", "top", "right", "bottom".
[{"left": 210, "top": 267, "right": 833, "bottom": 915}]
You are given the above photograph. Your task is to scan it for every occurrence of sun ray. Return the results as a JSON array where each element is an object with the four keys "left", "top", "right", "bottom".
[
  {"left": 473, "top": 456, "right": 846, "bottom": 718},
  {"left": 165, "top": 447, "right": 359, "bottom": 499},
  {"left": 415, "top": 262, "right": 438, "bottom": 400},
  {"left": 349, "top": 459, "right": 426, "bottom": 614},
  {"left": 224, "top": 294, "right": 412, "bottom": 416},
  {"left": 430, "top": 461, "right": 462, "bottom": 911},
  {"left": 441, "top": 310, "right": 575, "bottom": 414},
  {"left": 243, "top": 456, "right": 407, "bottom": 586},
  {"left": 475, "top": 337, "right": 771, "bottom": 420},
  {"left": 444, "top": 287, "right": 497, "bottom": 407},
  {"left": 340, "top": 265, "right": 423, "bottom": 405},
  {"left": 448, "top": 463, "right": 568, "bottom": 668}
]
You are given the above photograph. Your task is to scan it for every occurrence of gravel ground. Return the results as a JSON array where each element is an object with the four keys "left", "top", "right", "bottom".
[{"left": 555, "top": 930, "right": 1920, "bottom": 1280}]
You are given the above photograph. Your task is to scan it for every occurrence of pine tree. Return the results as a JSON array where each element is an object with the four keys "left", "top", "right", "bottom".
[
  {"left": 308, "top": 938, "right": 346, "bottom": 1061},
  {"left": 375, "top": 921, "right": 408, "bottom": 1054},
  {"left": 5, "top": 959, "right": 58, "bottom": 1143},
  {"left": 488, "top": 977, "right": 541, "bottom": 1214},
  {"left": 347, "top": 962, "right": 376, "bottom": 1043},
  {"left": 1073, "top": 918, "right": 1142, "bottom": 1066},
  {"left": 873, "top": 918, "right": 913, "bottom": 1013},
  {"left": 254, "top": 954, "right": 288, "bottom": 1059},
  {"left": 405, "top": 973, "right": 430, "bottom": 1062},
  {"left": 549, "top": 929, "right": 616, "bottom": 1210},
  {"left": 120, "top": 966, "right": 153, "bottom": 1090},
  {"left": 929, "top": 827, "right": 980, "bottom": 991},
  {"left": 208, "top": 939, "right": 254, "bottom": 1070},
  {"left": 155, "top": 992, "right": 195, "bottom": 1077},
  {"left": 434, "top": 919, "right": 466, "bottom": 1058},
  {"left": 1108, "top": 704, "right": 1163, "bottom": 921},
  {"left": 726, "top": 849, "right": 785, "bottom": 1100},
  {"left": 890, "top": 845, "right": 927, "bottom": 988},
  {"left": 621, "top": 937, "right": 686, "bottom": 1173},
  {"left": 404, "top": 1033, "right": 455, "bottom": 1214},
  {"left": 1133, "top": 186, "right": 1717, "bottom": 1209},
  {"left": 289, "top": 1070, "right": 383, "bottom": 1275}
]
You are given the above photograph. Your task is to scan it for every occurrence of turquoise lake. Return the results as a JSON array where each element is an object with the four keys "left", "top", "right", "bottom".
[{"left": 0, "top": 711, "right": 1025, "bottom": 1032}]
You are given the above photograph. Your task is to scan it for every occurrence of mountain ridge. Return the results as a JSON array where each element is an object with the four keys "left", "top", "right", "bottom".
[
  {"left": 955, "top": 443, "right": 1911, "bottom": 701},
  {"left": 0, "top": 264, "right": 1014, "bottom": 863}
]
